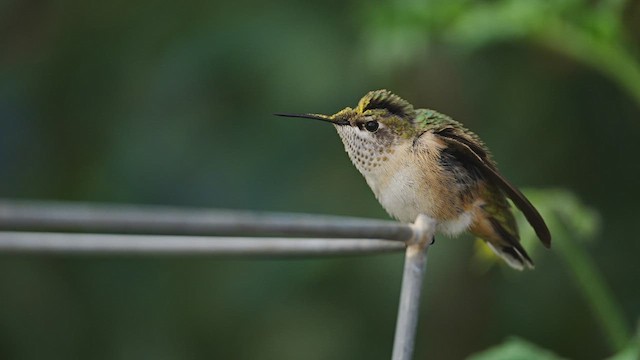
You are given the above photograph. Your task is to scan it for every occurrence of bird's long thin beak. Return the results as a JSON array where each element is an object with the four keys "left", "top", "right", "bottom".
[{"left": 274, "top": 113, "right": 349, "bottom": 126}]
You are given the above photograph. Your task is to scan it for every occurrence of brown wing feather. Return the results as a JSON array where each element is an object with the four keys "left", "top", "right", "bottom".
[{"left": 435, "top": 129, "right": 551, "bottom": 248}]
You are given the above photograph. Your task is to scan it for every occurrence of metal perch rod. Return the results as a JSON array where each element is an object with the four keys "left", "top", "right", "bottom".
[
  {"left": 0, "top": 232, "right": 405, "bottom": 255},
  {"left": 392, "top": 215, "right": 436, "bottom": 360},
  {"left": 0, "top": 200, "right": 413, "bottom": 240},
  {"left": 0, "top": 199, "right": 435, "bottom": 360}
]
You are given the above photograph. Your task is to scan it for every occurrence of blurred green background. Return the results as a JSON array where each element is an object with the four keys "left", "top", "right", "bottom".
[{"left": 1, "top": 0, "right": 639, "bottom": 359}]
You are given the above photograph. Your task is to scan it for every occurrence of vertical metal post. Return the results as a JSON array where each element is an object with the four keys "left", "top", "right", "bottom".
[{"left": 391, "top": 215, "right": 436, "bottom": 360}]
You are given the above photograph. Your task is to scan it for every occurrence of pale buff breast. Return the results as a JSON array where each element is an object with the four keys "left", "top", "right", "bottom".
[
  {"left": 338, "top": 128, "right": 475, "bottom": 235},
  {"left": 352, "top": 133, "right": 472, "bottom": 235}
]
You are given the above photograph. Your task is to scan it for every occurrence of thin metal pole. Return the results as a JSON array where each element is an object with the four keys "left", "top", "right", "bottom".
[
  {"left": 0, "top": 232, "right": 405, "bottom": 256},
  {"left": 0, "top": 200, "right": 413, "bottom": 241},
  {"left": 392, "top": 215, "right": 436, "bottom": 360}
]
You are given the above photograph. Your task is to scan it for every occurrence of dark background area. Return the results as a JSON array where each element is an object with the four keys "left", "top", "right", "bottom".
[{"left": 1, "top": 0, "right": 639, "bottom": 359}]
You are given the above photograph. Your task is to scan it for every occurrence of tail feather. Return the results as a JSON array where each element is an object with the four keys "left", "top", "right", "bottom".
[
  {"left": 471, "top": 209, "right": 535, "bottom": 270},
  {"left": 484, "top": 240, "right": 534, "bottom": 270}
]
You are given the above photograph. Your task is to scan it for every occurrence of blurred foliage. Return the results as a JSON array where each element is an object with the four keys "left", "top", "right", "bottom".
[
  {"left": 606, "top": 324, "right": 640, "bottom": 360},
  {"left": 1, "top": 0, "right": 640, "bottom": 359},
  {"left": 477, "top": 189, "right": 629, "bottom": 352},
  {"left": 467, "top": 337, "right": 566, "bottom": 360},
  {"left": 545, "top": 202, "right": 630, "bottom": 353},
  {"left": 364, "top": 0, "right": 640, "bottom": 107},
  {"left": 468, "top": 325, "right": 638, "bottom": 360}
]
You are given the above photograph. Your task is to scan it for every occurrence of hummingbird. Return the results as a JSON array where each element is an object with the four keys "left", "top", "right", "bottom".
[{"left": 276, "top": 90, "right": 550, "bottom": 270}]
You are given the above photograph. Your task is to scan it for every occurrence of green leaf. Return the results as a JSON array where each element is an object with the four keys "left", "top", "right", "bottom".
[
  {"left": 467, "top": 337, "right": 567, "bottom": 360},
  {"left": 606, "top": 323, "right": 640, "bottom": 360},
  {"left": 519, "top": 188, "right": 601, "bottom": 244},
  {"left": 606, "top": 344, "right": 640, "bottom": 360}
]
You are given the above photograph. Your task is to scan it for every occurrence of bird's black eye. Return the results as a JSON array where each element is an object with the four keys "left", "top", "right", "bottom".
[{"left": 364, "top": 121, "right": 379, "bottom": 132}]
